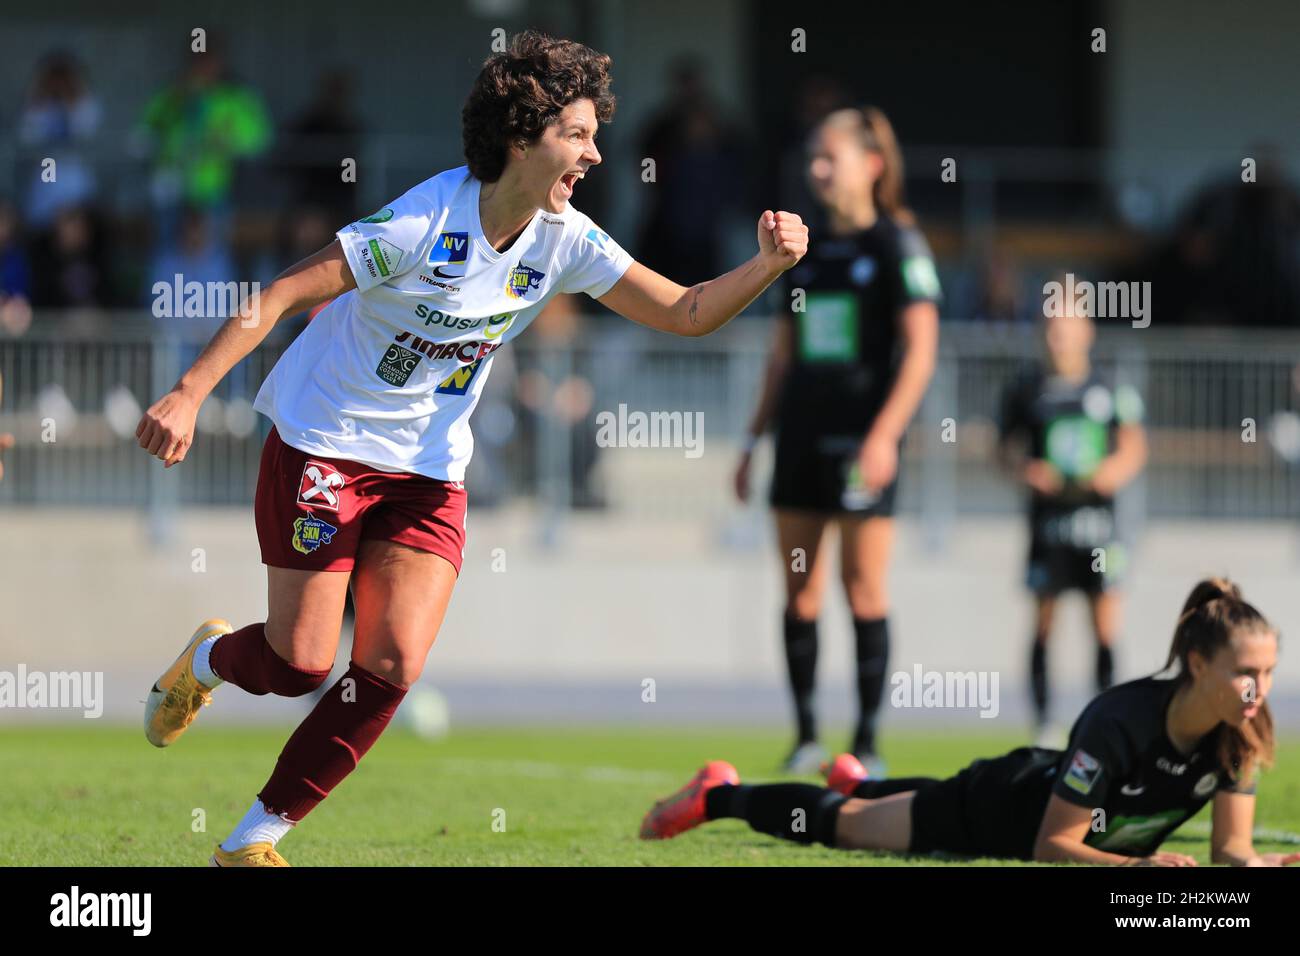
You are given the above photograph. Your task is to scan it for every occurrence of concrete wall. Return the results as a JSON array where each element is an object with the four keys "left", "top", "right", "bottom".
[{"left": 4, "top": 508, "right": 1298, "bottom": 727}]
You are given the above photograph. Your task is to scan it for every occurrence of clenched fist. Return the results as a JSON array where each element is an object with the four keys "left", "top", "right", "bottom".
[
  {"left": 136, "top": 389, "right": 201, "bottom": 468},
  {"left": 757, "top": 210, "right": 808, "bottom": 273}
]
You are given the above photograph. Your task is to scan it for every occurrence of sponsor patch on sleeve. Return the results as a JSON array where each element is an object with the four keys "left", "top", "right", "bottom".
[
  {"left": 363, "top": 237, "right": 406, "bottom": 278},
  {"left": 901, "top": 255, "right": 941, "bottom": 300},
  {"left": 1064, "top": 748, "right": 1103, "bottom": 795}
]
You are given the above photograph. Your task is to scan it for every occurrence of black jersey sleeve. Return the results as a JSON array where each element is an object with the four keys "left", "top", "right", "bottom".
[
  {"left": 893, "top": 226, "right": 943, "bottom": 307},
  {"left": 1052, "top": 708, "right": 1132, "bottom": 808},
  {"left": 1217, "top": 762, "right": 1259, "bottom": 796}
]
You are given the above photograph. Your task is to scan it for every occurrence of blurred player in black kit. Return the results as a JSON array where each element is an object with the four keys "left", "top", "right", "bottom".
[
  {"left": 735, "top": 107, "right": 940, "bottom": 774},
  {"left": 999, "top": 285, "right": 1147, "bottom": 745}
]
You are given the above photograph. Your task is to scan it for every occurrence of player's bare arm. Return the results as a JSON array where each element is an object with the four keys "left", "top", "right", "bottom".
[
  {"left": 1212, "top": 790, "right": 1300, "bottom": 866},
  {"left": 1087, "top": 422, "right": 1148, "bottom": 497},
  {"left": 598, "top": 210, "right": 808, "bottom": 337},
  {"left": 859, "top": 299, "right": 938, "bottom": 490},
  {"left": 135, "top": 240, "right": 356, "bottom": 467},
  {"left": 734, "top": 318, "right": 795, "bottom": 502},
  {"left": 1033, "top": 794, "right": 1196, "bottom": 866}
]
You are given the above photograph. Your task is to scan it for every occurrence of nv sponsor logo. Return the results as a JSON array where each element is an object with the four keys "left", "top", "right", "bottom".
[
  {"left": 436, "top": 358, "right": 485, "bottom": 395},
  {"left": 428, "top": 231, "right": 469, "bottom": 276}
]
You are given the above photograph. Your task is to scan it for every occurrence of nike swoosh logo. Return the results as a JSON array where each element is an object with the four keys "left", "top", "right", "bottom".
[
  {"left": 1120, "top": 784, "right": 1146, "bottom": 796},
  {"left": 433, "top": 267, "right": 465, "bottom": 279}
]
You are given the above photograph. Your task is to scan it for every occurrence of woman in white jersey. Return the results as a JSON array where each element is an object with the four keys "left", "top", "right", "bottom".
[{"left": 134, "top": 31, "right": 808, "bottom": 866}]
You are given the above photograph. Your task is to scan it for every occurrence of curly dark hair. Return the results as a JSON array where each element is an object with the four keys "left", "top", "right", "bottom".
[{"left": 462, "top": 31, "right": 616, "bottom": 183}]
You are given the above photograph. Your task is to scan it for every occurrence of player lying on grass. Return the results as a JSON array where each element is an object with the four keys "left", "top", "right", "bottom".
[
  {"left": 642, "top": 577, "right": 1299, "bottom": 866},
  {"left": 134, "top": 30, "right": 807, "bottom": 867}
]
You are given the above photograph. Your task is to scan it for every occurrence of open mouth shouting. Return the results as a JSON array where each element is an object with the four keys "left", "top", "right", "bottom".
[{"left": 557, "top": 168, "right": 585, "bottom": 200}]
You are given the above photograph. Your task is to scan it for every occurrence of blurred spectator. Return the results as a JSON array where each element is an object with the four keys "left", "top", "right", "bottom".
[
  {"left": 18, "top": 51, "right": 103, "bottom": 229},
  {"left": 777, "top": 73, "right": 848, "bottom": 221},
  {"left": 284, "top": 69, "right": 363, "bottom": 227},
  {"left": 635, "top": 57, "right": 747, "bottom": 286},
  {"left": 955, "top": 247, "right": 1033, "bottom": 326},
  {"left": 147, "top": 205, "right": 238, "bottom": 303},
  {"left": 29, "top": 205, "right": 109, "bottom": 310},
  {"left": 148, "top": 206, "right": 245, "bottom": 404},
  {"left": 255, "top": 205, "right": 339, "bottom": 333},
  {"left": 514, "top": 295, "right": 605, "bottom": 509},
  {"left": 0, "top": 200, "right": 34, "bottom": 336},
  {"left": 139, "top": 40, "right": 272, "bottom": 246},
  {"left": 1145, "top": 146, "right": 1300, "bottom": 327}
]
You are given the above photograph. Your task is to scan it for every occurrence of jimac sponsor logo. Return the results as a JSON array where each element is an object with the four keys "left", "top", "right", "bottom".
[
  {"left": 505, "top": 264, "right": 545, "bottom": 299},
  {"left": 427, "top": 231, "right": 469, "bottom": 278}
]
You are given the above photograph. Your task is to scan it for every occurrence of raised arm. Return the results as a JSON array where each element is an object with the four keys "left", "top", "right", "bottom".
[
  {"left": 597, "top": 211, "right": 808, "bottom": 338},
  {"left": 135, "top": 240, "right": 356, "bottom": 468}
]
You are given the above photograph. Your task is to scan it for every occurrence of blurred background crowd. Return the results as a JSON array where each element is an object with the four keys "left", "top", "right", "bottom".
[
  {"left": 2, "top": 2, "right": 1300, "bottom": 332},
  {"left": 1, "top": 0, "right": 1299, "bottom": 521},
  {"left": 3, "top": 28, "right": 1300, "bottom": 332}
]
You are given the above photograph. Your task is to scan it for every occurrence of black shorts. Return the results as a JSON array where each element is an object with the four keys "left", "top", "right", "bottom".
[
  {"left": 1026, "top": 541, "right": 1125, "bottom": 597},
  {"left": 908, "top": 747, "right": 1058, "bottom": 859},
  {"left": 770, "top": 430, "right": 899, "bottom": 516}
]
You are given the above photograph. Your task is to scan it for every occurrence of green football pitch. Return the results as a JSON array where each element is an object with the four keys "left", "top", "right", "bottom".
[{"left": 4, "top": 726, "right": 1299, "bottom": 866}]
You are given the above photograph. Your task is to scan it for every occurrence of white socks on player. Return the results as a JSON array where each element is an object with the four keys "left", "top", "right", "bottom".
[
  {"left": 192, "top": 635, "right": 223, "bottom": 689},
  {"left": 220, "top": 799, "right": 295, "bottom": 851}
]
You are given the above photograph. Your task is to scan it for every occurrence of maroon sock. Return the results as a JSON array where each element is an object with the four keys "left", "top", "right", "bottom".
[
  {"left": 208, "top": 623, "right": 332, "bottom": 697},
  {"left": 257, "top": 663, "right": 408, "bottom": 822}
]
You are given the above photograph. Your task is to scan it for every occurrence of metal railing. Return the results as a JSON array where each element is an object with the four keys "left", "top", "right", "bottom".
[{"left": 1, "top": 315, "right": 1297, "bottom": 537}]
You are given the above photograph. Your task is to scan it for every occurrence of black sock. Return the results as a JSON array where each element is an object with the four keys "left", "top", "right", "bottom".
[
  {"left": 852, "top": 616, "right": 889, "bottom": 754},
  {"left": 783, "top": 613, "right": 818, "bottom": 743},
  {"left": 1030, "top": 638, "right": 1049, "bottom": 724},
  {"left": 850, "top": 776, "right": 941, "bottom": 799},
  {"left": 1096, "top": 644, "right": 1115, "bottom": 692},
  {"left": 705, "top": 783, "right": 846, "bottom": 846}
]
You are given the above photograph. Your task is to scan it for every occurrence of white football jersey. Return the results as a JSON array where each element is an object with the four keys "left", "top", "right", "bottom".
[{"left": 253, "top": 166, "right": 632, "bottom": 481}]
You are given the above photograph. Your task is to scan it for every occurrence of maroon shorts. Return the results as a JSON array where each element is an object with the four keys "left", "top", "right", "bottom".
[{"left": 254, "top": 426, "right": 467, "bottom": 574}]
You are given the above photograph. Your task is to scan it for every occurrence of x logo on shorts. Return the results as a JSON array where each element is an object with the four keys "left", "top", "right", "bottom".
[{"left": 298, "top": 461, "right": 345, "bottom": 512}]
